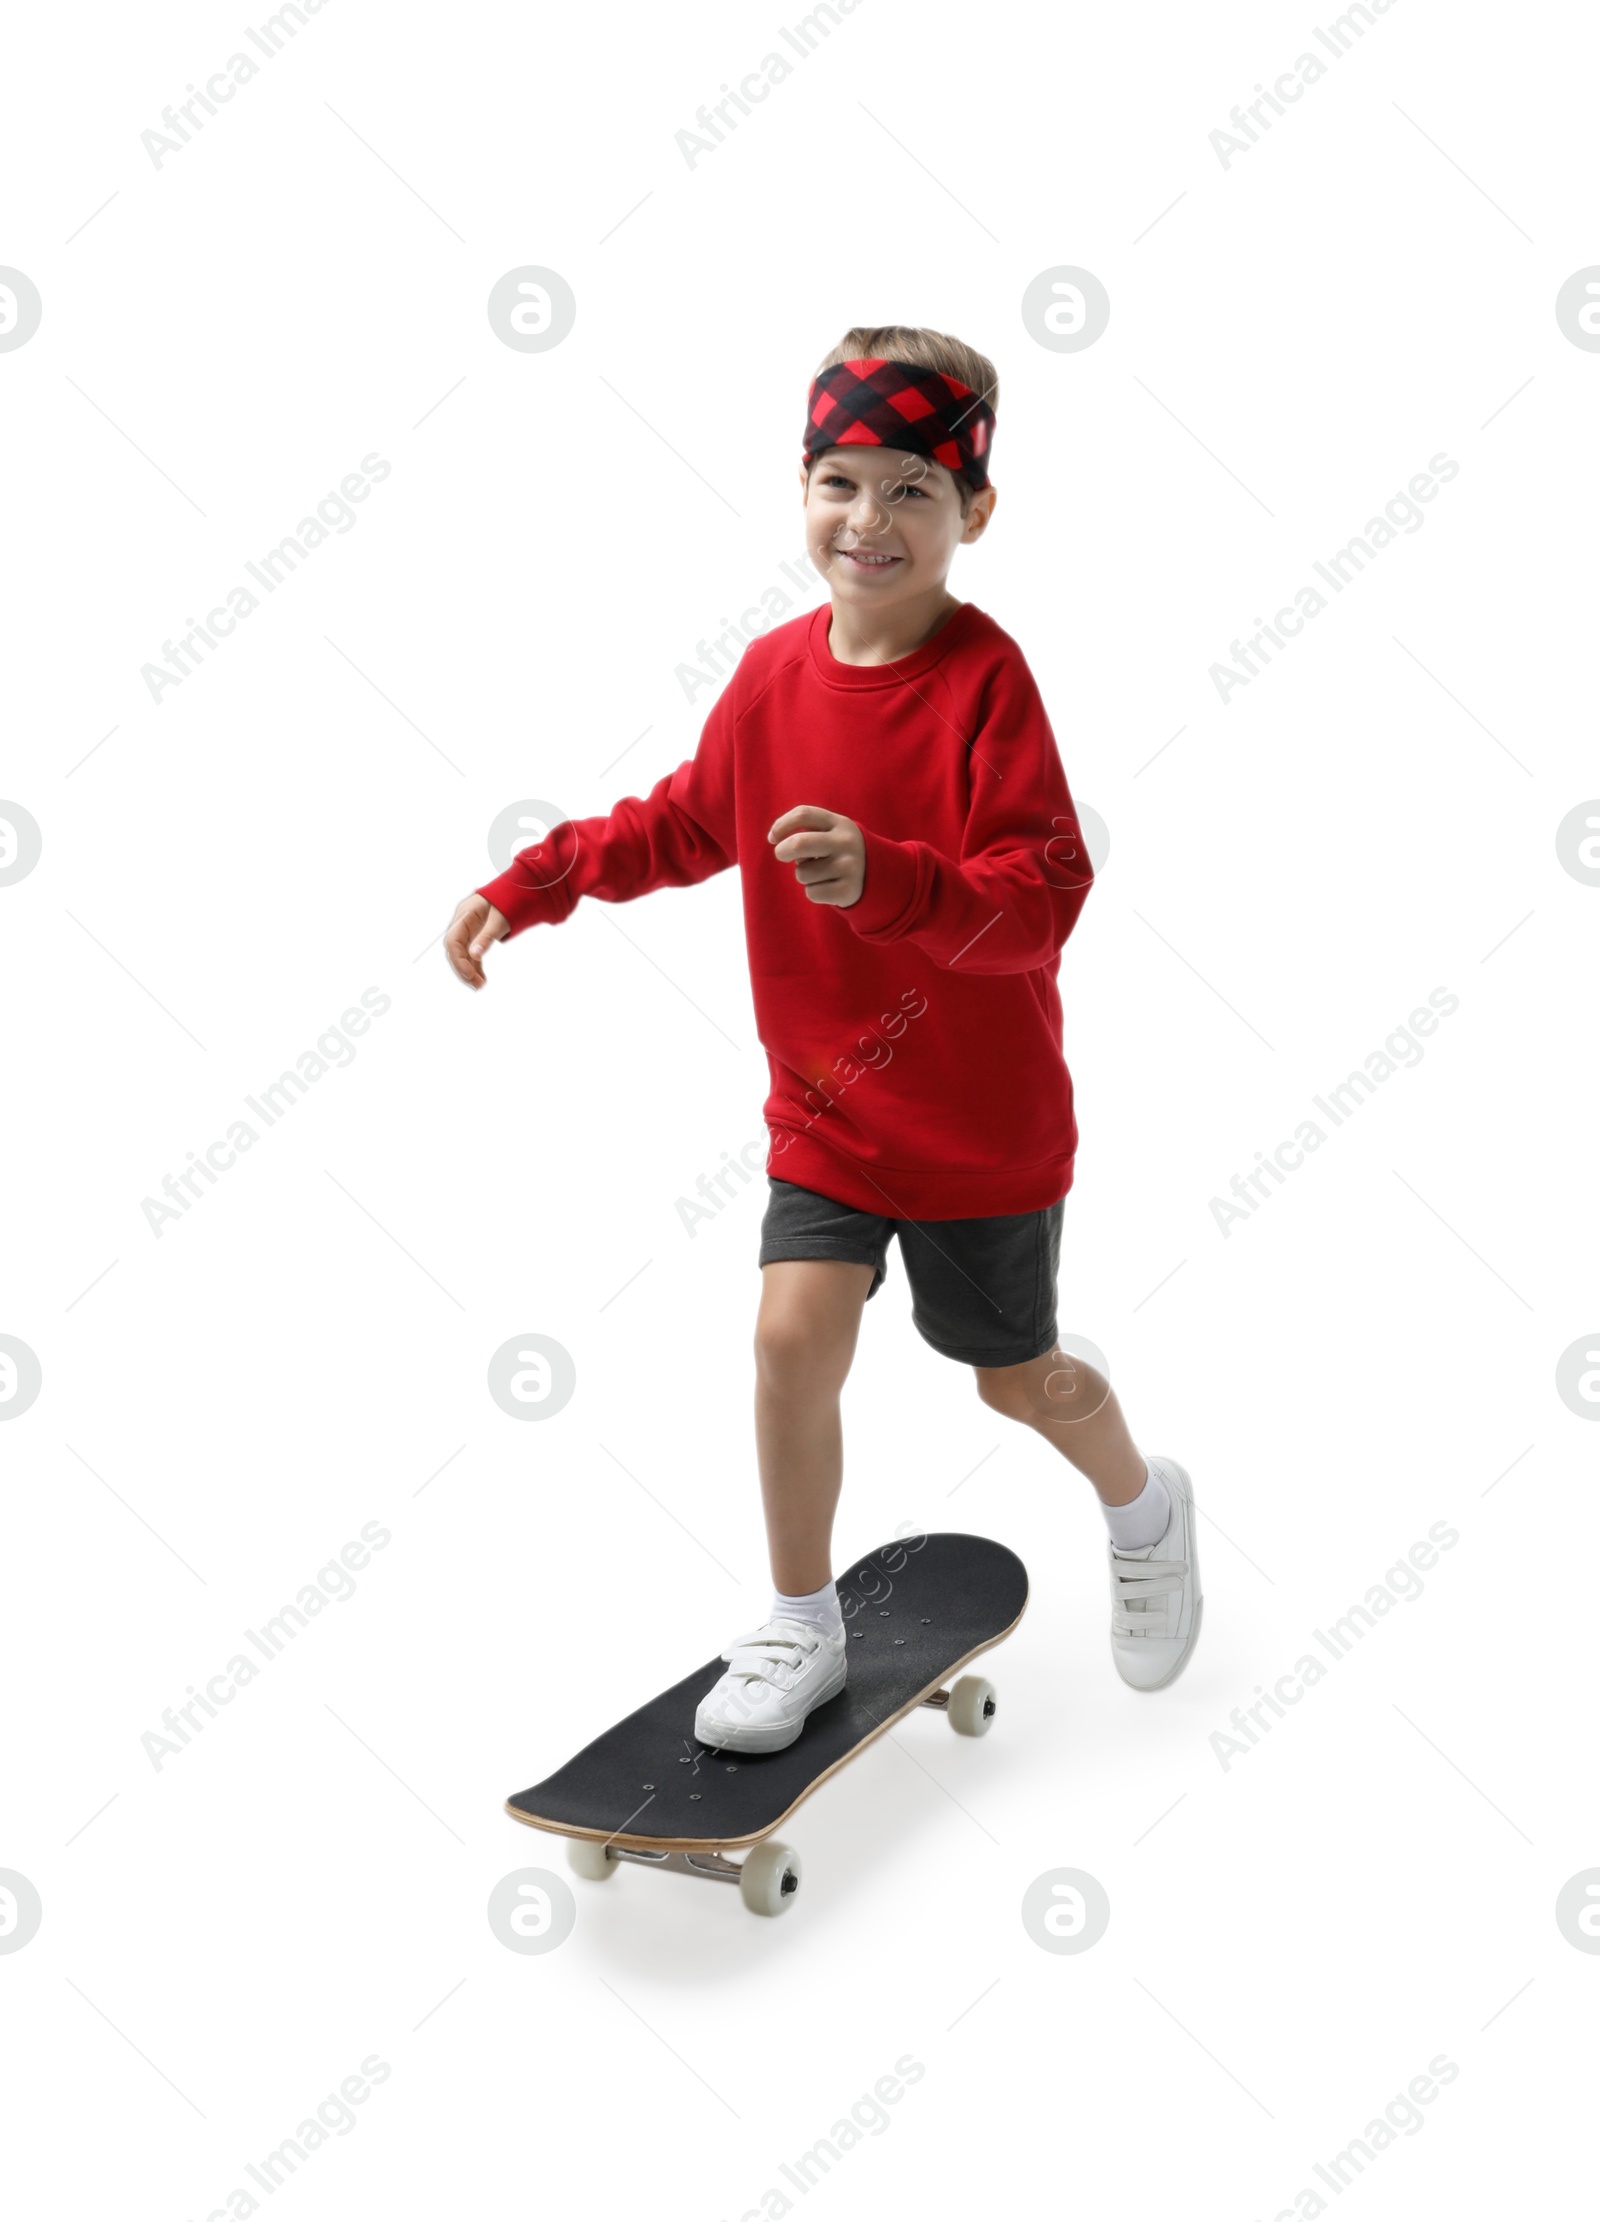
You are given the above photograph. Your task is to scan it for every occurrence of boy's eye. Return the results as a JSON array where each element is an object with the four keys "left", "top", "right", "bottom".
[{"left": 822, "top": 475, "right": 929, "bottom": 498}]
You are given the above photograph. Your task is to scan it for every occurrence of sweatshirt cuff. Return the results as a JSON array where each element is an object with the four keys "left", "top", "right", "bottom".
[
  {"left": 477, "top": 859, "right": 570, "bottom": 938},
  {"left": 843, "top": 825, "right": 923, "bottom": 939}
]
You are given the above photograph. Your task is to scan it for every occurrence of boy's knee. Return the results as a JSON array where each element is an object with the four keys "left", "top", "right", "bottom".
[
  {"left": 976, "top": 1352, "right": 1111, "bottom": 1428},
  {"left": 754, "top": 1308, "right": 852, "bottom": 1392},
  {"left": 974, "top": 1363, "right": 1034, "bottom": 1420}
]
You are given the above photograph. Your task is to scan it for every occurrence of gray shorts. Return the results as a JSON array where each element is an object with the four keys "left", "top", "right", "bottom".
[{"left": 757, "top": 1176, "right": 1064, "bottom": 1368}]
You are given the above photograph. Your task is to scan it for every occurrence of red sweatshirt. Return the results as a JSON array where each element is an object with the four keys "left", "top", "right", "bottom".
[{"left": 477, "top": 600, "right": 1094, "bottom": 1219}]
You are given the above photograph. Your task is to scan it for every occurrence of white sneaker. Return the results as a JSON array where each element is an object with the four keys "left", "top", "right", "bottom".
[
  {"left": 1109, "top": 1456, "right": 1203, "bottom": 1692},
  {"left": 693, "top": 1617, "right": 849, "bottom": 1754}
]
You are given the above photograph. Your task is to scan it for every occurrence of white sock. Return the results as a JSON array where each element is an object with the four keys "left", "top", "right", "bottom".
[
  {"left": 771, "top": 1578, "right": 843, "bottom": 1640},
  {"left": 1102, "top": 1459, "right": 1172, "bottom": 1553}
]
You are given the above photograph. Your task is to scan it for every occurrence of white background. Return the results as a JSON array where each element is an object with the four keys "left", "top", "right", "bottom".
[{"left": 2, "top": 0, "right": 1595, "bottom": 2214}]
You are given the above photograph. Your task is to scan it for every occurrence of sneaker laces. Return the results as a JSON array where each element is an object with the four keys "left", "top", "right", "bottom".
[{"left": 1110, "top": 1547, "right": 1189, "bottom": 1639}]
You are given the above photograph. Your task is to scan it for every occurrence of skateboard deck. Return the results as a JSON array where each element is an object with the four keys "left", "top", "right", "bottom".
[{"left": 505, "top": 1532, "right": 1027, "bottom": 1856}]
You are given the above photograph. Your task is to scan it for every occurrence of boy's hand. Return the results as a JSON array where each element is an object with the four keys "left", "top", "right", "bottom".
[
  {"left": 768, "top": 805, "right": 865, "bottom": 908},
  {"left": 443, "top": 894, "right": 510, "bottom": 989}
]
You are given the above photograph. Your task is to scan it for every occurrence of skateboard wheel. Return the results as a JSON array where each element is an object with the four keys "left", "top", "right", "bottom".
[
  {"left": 947, "top": 1675, "right": 997, "bottom": 1736},
  {"left": 567, "top": 1837, "right": 618, "bottom": 1882},
  {"left": 739, "top": 1839, "right": 801, "bottom": 1917}
]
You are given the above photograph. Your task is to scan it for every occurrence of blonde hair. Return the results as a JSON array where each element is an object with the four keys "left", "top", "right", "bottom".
[{"left": 810, "top": 324, "right": 999, "bottom": 508}]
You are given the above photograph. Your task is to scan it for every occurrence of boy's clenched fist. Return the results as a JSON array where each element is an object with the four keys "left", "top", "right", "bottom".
[{"left": 768, "top": 805, "right": 865, "bottom": 908}]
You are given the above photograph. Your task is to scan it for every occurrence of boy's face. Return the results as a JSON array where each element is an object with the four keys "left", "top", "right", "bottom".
[{"left": 799, "top": 445, "right": 995, "bottom": 609}]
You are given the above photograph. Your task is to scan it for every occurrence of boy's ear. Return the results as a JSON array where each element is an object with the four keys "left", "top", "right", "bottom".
[{"left": 962, "top": 484, "right": 997, "bottom": 543}]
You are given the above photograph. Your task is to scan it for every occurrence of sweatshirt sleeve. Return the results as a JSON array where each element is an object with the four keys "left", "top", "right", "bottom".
[
  {"left": 477, "top": 675, "right": 739, "bottom": 939},
  {"left": 839, "top": 644, "right": 1093, "bottom": 972}
]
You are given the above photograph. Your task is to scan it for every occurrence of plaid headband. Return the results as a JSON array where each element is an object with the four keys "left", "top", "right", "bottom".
[{"left": 803, "top": 356, "right": 996, "bottom": 492}]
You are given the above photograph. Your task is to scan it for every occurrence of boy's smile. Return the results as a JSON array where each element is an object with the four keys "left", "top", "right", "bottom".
[
  {"left": 837, "top": 547, "right": 902, "bottom": 574},
  {"left": 799, "top": 444, "right": 996, "bottom": 665}
]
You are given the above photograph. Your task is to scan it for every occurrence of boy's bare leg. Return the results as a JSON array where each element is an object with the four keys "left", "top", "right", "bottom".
[
  {"left": 754, "top": 1259, "right": 876, "bottom": 1594},
  {"left": 972, "top": 1346, "right": 1203, "bottom": 1694},
  {"left": 973, "top": 1346, "right": 1147, "bottom": 1503}
]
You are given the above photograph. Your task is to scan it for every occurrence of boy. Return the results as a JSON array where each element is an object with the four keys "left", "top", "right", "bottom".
[{"left": 444, "top": 326, "right": 1202, "bottom": 1753}]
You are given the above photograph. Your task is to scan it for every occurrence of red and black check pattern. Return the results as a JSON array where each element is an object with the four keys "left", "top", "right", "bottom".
[{"left": 803, "top": 357, "right": 996, "bottom": 490}]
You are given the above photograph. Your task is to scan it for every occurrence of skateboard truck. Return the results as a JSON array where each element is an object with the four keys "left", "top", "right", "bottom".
[
  {"left": 608, "top": 1847, "right": 742, "bottom": 1884},
  {"left": 569, "top": 1834, "right": 801, "bottom": 1914}
]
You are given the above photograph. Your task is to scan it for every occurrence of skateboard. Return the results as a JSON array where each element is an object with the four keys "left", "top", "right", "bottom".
[{"left": 504, "top": 1530, "right": 1028, "bottom": 1916}]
